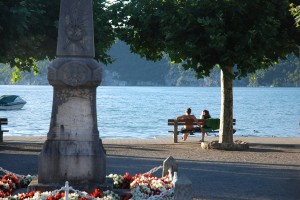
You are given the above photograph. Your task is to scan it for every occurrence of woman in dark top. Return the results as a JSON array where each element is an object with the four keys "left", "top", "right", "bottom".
[
  {"left": 200, "top": 110, "right": 211, "bottom": 142},
  {"left": 201, "top": 110, "right": 211, "bottom": 120}
]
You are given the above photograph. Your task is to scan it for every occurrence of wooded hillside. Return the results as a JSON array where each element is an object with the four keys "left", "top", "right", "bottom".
[{"left": 1, "top": 41, "right": 299, "bottom": 87}]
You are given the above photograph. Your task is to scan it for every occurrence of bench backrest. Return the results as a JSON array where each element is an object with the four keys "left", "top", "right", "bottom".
[
  {"left": 0, "top": 118, "right": 8, "bottom": 125},
  {"left": 168, "top": 118, "right": 236, "bottom": 126},
  {"left": 178, "top": 118, "right": 195, "bottom": 126}
]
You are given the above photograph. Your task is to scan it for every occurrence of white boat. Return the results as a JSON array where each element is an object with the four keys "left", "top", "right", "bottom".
[{"left": 0, "top": 95, "right": 27, "bottom": 110}]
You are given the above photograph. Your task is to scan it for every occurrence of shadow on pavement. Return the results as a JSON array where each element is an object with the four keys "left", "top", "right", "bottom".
[{"left": 1, "top": 143, "right": 300, "bottom": 200}]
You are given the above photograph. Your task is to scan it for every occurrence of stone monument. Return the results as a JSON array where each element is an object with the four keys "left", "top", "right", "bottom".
[{"left": 28, "top": 0, "right": 106, "bottom": 192}]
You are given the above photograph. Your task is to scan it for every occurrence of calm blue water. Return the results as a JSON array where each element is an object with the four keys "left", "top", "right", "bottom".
[{"left": 0, "top": 85, "right": 299, "bottom": 138}]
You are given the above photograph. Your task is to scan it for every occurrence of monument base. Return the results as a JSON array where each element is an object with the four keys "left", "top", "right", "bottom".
[{"left": 38, "top": 139, "right": 106, "bottom": 184}]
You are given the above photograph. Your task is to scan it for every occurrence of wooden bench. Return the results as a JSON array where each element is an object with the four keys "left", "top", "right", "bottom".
[
  {"left": 168, "top": 118, "right": 236, "bottom": 143},
  {"left": 0, "top": 118, "right": 8, "bottom": 142}
]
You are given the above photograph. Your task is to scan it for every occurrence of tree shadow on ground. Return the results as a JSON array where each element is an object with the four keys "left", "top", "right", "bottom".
[
  {"left": 248, "top": 143, "right": 300, "bottom": 153},
  {"left": 107, "top": 155, "right": 300, "bottom": 200},
  {"left": 104, "top": 144, "right": 163, "bottom": 152},
  {"left": 1, "top": 152, "right": 299, "bottom": 200},
  {"left": 0, "top": 154, "right": 38, "bottom": 175},
  {"left": 1, "top": 142, "right": 300, "bottom": 200},
  {"left": 0, "top": 142, "right": 42, "bottom": 153}
]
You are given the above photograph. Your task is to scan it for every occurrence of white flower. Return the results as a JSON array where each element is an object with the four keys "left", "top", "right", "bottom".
[
  {"left": 102, "top": 190, "right": 120, "bottom": 200},
  {"left": 131, "top": 186, "right": 149, "bottom": 200},
  {"left": 107, "top": 174, "right": 124, "bottom": 188},
  {"left": 2, "top": 182, "right": 9, "bottom": 189}
]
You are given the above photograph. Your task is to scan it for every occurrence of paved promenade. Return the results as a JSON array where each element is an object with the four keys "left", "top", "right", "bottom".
[{"left": 1, "top": 136, "right": 300, "bottom": 200}]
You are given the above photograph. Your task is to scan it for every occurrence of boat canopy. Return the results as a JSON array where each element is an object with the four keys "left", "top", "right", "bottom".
[{"left": 0, "top": 95, "right": 23, "bottom": 103}]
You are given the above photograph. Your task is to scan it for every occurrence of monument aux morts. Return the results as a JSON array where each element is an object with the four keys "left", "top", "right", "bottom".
[{"left": 28, "top": 0, "right": 106, "bottom": 192}]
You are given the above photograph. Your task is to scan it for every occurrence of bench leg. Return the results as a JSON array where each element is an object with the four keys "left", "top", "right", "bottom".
[
  {"left": 0, "top": 131, "right": 3, "bottom": 143},
  {"left": 174, "top": 123, "right": 178, "bottom": 143},
  {"left": 174, "top": 131, "right": 178, "bottom": 143}
]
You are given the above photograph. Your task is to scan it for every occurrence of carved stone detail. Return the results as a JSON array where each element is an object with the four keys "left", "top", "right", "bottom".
[
  {"left": 48, "top": 57, "right": 102, "bottom": 87},
  {"left": 58, "top": 62, "right": 90, "bottom": 86},
  {"left": 63, "top": 0, "right": 87, "bottom": 51},
  {"left": 92, "top": 67, "right": 102, "bottom": 82},
  {"left": 57, "top": 0, "right": 94, "bottom": 57}
]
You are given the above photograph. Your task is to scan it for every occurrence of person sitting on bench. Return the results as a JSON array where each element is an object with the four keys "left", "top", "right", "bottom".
[
  {"left": 200, "top": 109, "right": 211, "bottom": 142},
  {"left": 177, "top": 107, "right": 202, "bottom": 141}
]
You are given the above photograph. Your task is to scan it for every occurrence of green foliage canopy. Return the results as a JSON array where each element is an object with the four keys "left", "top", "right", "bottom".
[
  {"left": 0, "top": 1, "right": 59, "bottom": 73},
  {"left": 290, "top": 3, "right": 300, "bottom": 27},
  {"left": 108, "top": 0, "right": 300, "bottom": 79},
  {"left": 0, "top": 0, "right": 116, "bottom": 80}
]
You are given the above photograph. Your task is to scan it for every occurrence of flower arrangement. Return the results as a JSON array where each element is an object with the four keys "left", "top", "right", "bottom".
[
  {"left": 128, "top": 173, "right": 174, "bottom": 200},
  {"left": 129, "top": 173, "right": 173, "bottom": 196},
  {"left": 7, "top": 189, "right": 120, "bottom": 200},
  {"left": 0, "top": 170, "right": 174, "bottom": 200},
  {"left": 107, "top": 172, "right": 132, "bottom": 190},
  {"left": 0, "top": 173, "right": 23, "bottom": 197}
]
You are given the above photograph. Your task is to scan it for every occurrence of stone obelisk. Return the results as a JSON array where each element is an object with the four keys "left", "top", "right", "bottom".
[{"left": 30, "top": 0, "right": 106, "bottom": 192}]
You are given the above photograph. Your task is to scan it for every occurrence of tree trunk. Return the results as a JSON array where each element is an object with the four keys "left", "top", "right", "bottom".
[{"left": 219, "top": 66, "right": 234, "bottom": 143}]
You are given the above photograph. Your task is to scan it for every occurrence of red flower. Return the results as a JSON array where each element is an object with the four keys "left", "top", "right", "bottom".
[
  {"left": 121, "top": 172, "right": 133, "bottom": 189},
  {"left": 19, "top": 190, "right": 37, "bottom": 200},
  {"left": 90, "top": 188, "right": 104, "bottom": 198}
]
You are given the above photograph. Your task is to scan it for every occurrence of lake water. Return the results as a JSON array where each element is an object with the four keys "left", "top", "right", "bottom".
[{"left": 0, "top": 85, "right": 299, "bottom": 139}]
